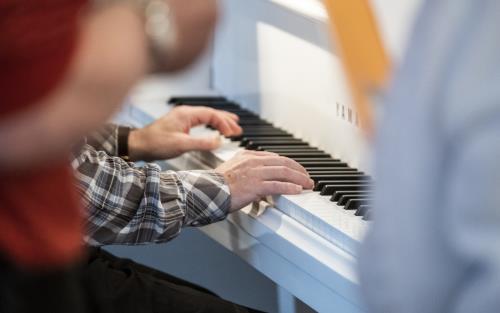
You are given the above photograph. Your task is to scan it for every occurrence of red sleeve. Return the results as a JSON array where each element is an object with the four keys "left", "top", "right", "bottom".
[{"left": 0, "top": 0, "right": 87, "bottom": 117}]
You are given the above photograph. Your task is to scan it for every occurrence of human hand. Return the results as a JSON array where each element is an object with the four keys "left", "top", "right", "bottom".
[
  {"left": 156, "top": 0, "right": 218, "bottom": 72},
  {"left": 128, "top": 105, "right": 242, "bottom": 161},
  {"left": 215, "top": 150, "right": 315, "bottom": 212}
]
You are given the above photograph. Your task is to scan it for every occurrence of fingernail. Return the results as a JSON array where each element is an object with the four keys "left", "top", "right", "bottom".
[{"left": 295, "top": 185, "right": 303, "bottom": 192}]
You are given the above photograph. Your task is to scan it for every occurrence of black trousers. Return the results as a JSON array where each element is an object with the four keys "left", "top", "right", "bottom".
[
  {"left": 0, "top": 255, "right": 104, "bottom": 313},
  {"left": 83, "top": 248, "right": 264, "bottom": 313}
]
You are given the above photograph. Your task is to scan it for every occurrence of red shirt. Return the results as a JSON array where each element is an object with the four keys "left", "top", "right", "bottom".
[{"left": 0, "top": 0, "right": 87, "bottom": 269}]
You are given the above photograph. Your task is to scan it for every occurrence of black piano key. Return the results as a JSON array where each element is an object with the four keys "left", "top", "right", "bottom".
[
  {"left": 238, "top": 130, "right": 290, "bottom": 134},
  {"left": 238, "top": 121, "right": 273, "bottom": 126},
  {"left": 299, "top": 161, "right": 349, "bottom": 168},
  {"left": 277, "top": 152, "right": 332, "bottom": 158},
  {"left": 262, "top": 147, "right": 324, "bottom": 153},
  {"left": 238, "top": 116, "right": 272, "bottom": 122},
  {"left": 355, "top": 205, "right": 371, "bottom": 217},
  {"left": 168, "top": 96, "right": 227, "bottom": 104},
  {"left": 204, "top": 103, "right": 241, "bottom": 109},
  {"left": 345, "top": 198, "right": 371, "bottom": 211},
  {"left": 239, "top": 131, "right": 291, "bottom": 137},
  {"left": 238, "top": 117, "right": 269, "bottom": 122},
  {"left": 221, "top": 108, "right": 256, "bottom": 114},
  {"left": 329, "top": 187, "right": 371, "bottom": 201},
  {"left": 318, "top": 182, "right": 370, "bottom": 193},
  {"left": 310, "top": 174, "right": 370, "bottom": 183},
  {"left": 315, "top": 180, "right": 369, "bottom": 192},
  {"left": 240, "top": 125, "right": 284, "bottom": 130},
  {"left": 181, "top": 102, "right": 241, "bottom": 109},
  {"left": 241, "top": 125, "right": 288, "bottom": 135},
  {"left": 249, "top": 142, "right": 310, "bottom": 149},
  {"left": 240, "top": 136, "right": 298, "bottom": 146},
  {"left": 362, "top": 210, "right": 373, "bottom": 221},
  {"left": 307, "top": 169, "right": 359, "bottom": 174},
  {"left": 291, "top": 157, "right": 340, "bottom": 162},
  {"left": 231, "top": 133, "right": 294, "bottom": 142},
  {"left": 248, "top": 138, "right": 306, "bottom": 144},
  {"left": 305, "top": 166, "right": 356, "bottom": 172},
  {"left": 239, "top": 131, "right": 290, "bottom": 136},
  {"left": 331, "top": 190, "right": 371, "bottom": 201},
  {"left": 238, "top": 116, "right": 267, "bottom": 121},
  {"left": 338, "top": 194, "right": 371, "bottom": 206}
]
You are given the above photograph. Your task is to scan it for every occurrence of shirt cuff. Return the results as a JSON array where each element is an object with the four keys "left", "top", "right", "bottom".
[{"left": 176, "top": 170, "right": 231, "bottom": 226}]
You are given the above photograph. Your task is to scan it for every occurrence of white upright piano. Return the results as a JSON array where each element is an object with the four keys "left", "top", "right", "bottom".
[{"left": 122, "top": 0, "right": 420, "bottom": 312}]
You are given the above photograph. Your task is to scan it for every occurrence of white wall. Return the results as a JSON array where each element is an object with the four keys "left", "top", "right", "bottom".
[{"left": 212, "top": 0, "right": 421, "bottom": 172}]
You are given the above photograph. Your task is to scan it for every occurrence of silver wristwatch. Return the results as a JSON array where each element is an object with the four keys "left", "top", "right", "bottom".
[
  {"left": 140, "top": 0, "right": 178, "bottom": 63},
  {"left": 95, "top": 0, "right": 178, "bottom": 67}
]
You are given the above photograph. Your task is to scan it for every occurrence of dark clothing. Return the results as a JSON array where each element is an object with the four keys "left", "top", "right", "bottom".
[
  {"left": 0, "top": 248, "right": 263, "bottom": 313},
  {"left": 0, "top": 254, "right": 107, "bottom": 313},
  {"left": 83, "top": 248, "right": 263, "bottom": 313}
]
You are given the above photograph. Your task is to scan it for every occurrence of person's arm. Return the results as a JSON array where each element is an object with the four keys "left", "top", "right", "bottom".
[
  {"left": 74, "top": 143, "right": 313, "bottom": 245},
  {"left": 84, "top": 124, "right": 122, "bottom": 156},
  {"left": 73, "top": 143, "right": 230, "bottom": 245},
  {"left": 83, "top": 105, "right": 242, "bottom": 158}
]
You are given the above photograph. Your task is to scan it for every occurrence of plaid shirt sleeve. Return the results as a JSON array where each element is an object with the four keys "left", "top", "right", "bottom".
[
  {"left": 72, "top": 125, "right": 231, "bottom": 246},
  {"left": 84, "top": 124, "right": 120, "bottom": 156}
]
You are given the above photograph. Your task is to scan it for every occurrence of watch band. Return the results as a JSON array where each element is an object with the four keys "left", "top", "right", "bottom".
[{"left": 117, "top": 126, "right": 131, "bottom": 161}]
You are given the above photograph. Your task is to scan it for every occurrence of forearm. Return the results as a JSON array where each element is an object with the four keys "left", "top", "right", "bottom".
[
  {"left": 84, "top": 124, "right": 121, "bottom": 156},
  {"left": 72, "top": 144, "right": 230, "bottom": 246}
]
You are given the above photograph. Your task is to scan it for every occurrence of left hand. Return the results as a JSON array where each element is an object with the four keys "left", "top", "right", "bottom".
[{"left": 128, "top": 105, "right": 242, "bottom": 161}]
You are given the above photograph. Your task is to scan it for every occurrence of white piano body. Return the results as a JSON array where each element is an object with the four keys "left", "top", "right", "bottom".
[{"left": 122, "top": 1, "right": 420, "bottom": 312}]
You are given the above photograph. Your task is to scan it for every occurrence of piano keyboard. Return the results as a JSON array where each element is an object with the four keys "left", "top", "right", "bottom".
[{"left": 169, "top": 96, "right": 371, "bottom": 255}]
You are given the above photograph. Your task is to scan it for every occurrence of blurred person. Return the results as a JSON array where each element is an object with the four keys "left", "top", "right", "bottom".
[
  {"left": 1, "top": 1, "right": 313, "bottom": 312},
  {"left": 360, "top": 0, "right": 500, "bottom": 312},
  {"left": 0, "top": 0, "right": 219, "bottom": 312},
  {"left": 72, "top": 104, "right": 313, "bottom": 313}
]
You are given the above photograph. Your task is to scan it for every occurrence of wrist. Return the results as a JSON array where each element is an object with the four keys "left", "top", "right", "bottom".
[{"left": 127, "top": 128, "right": 149, "bottom": 161}]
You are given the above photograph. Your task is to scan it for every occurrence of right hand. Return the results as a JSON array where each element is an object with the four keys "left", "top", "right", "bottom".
[{"left": 215, "top": 150, "right": 315, "bottom": 212}]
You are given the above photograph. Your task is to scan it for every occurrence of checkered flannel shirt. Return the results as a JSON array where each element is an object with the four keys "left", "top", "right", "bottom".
[{"left": 72, "top": 124, "right": 231, "bottom": 246}]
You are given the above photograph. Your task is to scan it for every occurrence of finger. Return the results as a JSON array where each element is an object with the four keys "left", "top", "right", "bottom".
[
  {"left": 206, "top": 111, "right": 237, "bottom": 136},
  {"left": 187, "top": 107, "right": 236, "bottom": 135},
  {"left": 250, "top": 156, "right": 309, "bottom": 175},
  {"left": 224, "top": 117, "right": 242, "bottom": 136},
  {"left": 254, "top": 166, "right": 314, "bottom": 189},
  {"left": 223, "top": 111, "right": 239, "bottom": 122},
  {"left": 180, "top": 135, "right": 221, "bottom": 152},
  {"left": 258, "top": 181, "right": 303, "bottom": 196}
]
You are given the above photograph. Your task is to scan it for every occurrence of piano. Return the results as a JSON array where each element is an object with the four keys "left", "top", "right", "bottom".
[
  {"left": 121, "top": 0, "right": 420, "bottom": 312},
  {"left": 170, "top": 96, "right": 373, "bottom": 243},
  {"left": 125, "top": 92, "right": 369, "bottom": 313}
]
